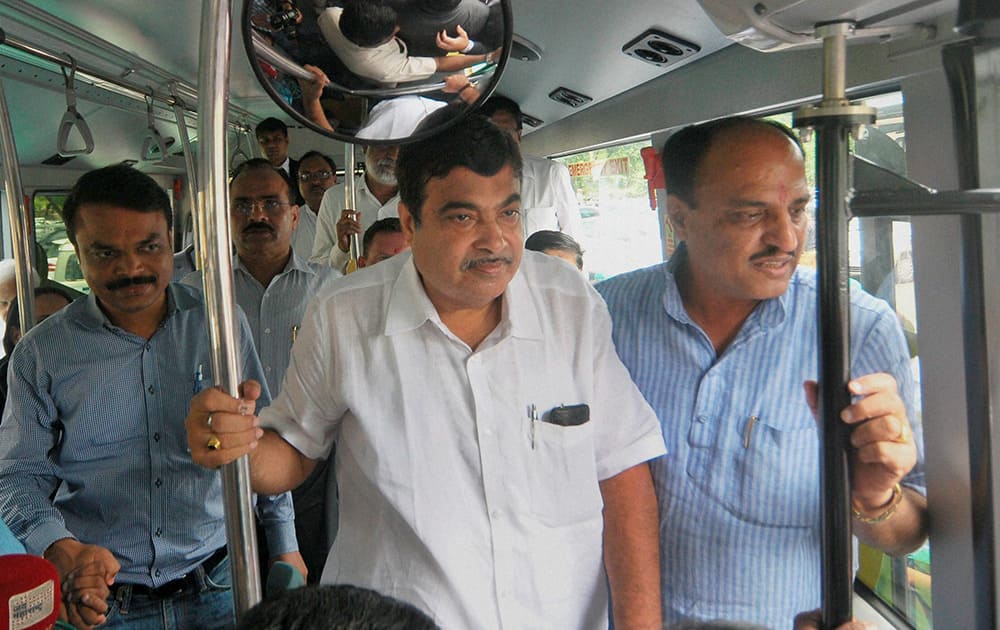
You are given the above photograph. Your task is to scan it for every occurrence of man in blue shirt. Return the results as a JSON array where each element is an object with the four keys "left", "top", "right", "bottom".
[
  {"left": 0, "top": 165, "right": 301, "bottom": 630},
  {"left": 218, "top": 158, "right": 339, "bottom": 583},
  {"left": 596, "top": 117, "right": 928, "bottom": 628}
]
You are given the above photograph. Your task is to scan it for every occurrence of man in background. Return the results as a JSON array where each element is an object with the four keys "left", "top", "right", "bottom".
[
  {"left": 311, "top": 145, "right": 400, "bottom": 272},
  {"left": 293, "top": 150, "right": 338, "bottom": 261},
  {"left": 358, "top": 218, "right": 408, "bottom": 268},
  {"left": 256, "top": 117, "right": 305, "bottom": 205},
  {"left": 481, "top": 96, "right": 582, "bottom": 240}
]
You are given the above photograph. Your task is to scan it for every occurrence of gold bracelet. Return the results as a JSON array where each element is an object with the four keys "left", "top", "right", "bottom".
[{"left": 852, "top": 483, "right": 903, "bottom": 524}]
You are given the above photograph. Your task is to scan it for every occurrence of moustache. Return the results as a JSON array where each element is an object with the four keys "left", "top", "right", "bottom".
[
  {"left": 749, "top": 246, "right": 795, "bottom": 261},
  {"left": 243, "top": 222, "right": 276, "bottom": 235},
  {"left": 106, "top": 275, "right": 157, "bottom": 291},
  {"left": 461, "top": 256, "right": 514, "bottom": 271}
]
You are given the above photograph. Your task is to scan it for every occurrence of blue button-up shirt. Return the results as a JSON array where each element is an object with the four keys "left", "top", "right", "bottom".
[
  {"left": 597, "top": 257, "right": 921, "bottom": 629},
  {"left": 0, "top": 283, "right": 296, "bottom": 587},
  {"left": 227, "top": 252, "right": 339, "bottom": 395}
]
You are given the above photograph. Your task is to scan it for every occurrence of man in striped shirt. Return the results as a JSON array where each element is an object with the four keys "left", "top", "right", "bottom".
[
  {"left": 221, "top": 158, "right": 339, "bottom": 583},
  {"left": 597, "top": 117, "right": 928, "bottom": 628}
]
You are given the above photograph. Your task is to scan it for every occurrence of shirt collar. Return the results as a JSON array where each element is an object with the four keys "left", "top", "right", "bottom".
[
  {"left": 80, "top": 282, "right": 187, "bottom": 331},
  {"left": 384, "top": 256, "right": 543, "bottom": 341},
  {"left": 234, "top": 250, "right": 316, "bottom": 281}
]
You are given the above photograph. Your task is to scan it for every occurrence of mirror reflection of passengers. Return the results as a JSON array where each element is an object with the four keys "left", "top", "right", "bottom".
[{"left": 317, "top": 2, "right": 497, "bottom": 86}]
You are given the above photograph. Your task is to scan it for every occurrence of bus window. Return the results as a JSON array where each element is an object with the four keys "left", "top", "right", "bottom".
[
  {"left": 554, "top": 139, "right": 662, "bottom": 282},
  {"left": 853, "top": 92, "right": 930, "bottom": 630},
  {"left": 33, "top": 192, "right": 90, "bottom": 294},
  {"left": 774, "top": 92, "right": 930, "bottom": 628}
]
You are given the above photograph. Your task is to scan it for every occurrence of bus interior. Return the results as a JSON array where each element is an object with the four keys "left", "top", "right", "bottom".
[{"left": 1, "top": 0, "right": 999, "bottom": 628}]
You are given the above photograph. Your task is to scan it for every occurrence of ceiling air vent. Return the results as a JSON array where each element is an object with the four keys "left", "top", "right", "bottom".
[
  {"left": 622, "top": 29, "right": 701, "bottom": 67},
  {"left": 41, "top": 153, "right": 76, "bottom": 166},
  {"left": 548, "top": 87, "right": 592, "bottom": 108},
  {"left": 521, "top": 112, "right": 544, "bottom": 128}
]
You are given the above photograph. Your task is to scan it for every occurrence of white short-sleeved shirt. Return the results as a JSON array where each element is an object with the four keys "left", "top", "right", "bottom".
[
  {"left": 310, "top": 176, "right": 400, "bottom": 271},
  {"left": 521, "top": 155, "right": 582, "bottom": 239},
  {"left": 261, "top": 251, "right": 665, "bottom": 629},
  {"left": 318, "top": 7, "right": 437, "bottom": 85}
]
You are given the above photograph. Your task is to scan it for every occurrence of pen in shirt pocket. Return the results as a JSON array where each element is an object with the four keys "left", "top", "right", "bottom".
[
  {"left": 193, "top": 363, "right": 204, "bottom": 394},
  {"left": 743, "top": 415, "right": 758, "bottom": 448},
  {"left": 528, "top": 403, "right": 538, "bottom": 450},
  {"left": 292, "top": 325, "right": 299, "bottom": 343}
]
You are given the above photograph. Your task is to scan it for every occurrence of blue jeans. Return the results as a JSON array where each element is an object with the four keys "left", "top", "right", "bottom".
[{"left": 101, "top": 557, "right": 235, "bottom": 630}]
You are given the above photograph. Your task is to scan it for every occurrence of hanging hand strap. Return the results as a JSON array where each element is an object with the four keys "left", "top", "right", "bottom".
[
  {"left": 56, "top": 57, "right": 95, "bottom": 156},
  {"left": 141, "top": 91, "right": 170, "bottom": 162}
]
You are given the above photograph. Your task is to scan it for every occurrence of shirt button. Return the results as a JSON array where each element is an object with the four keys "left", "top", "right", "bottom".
[
  {"left": 696, "top": 415, "right": 707, "bottom": 423},
  {"left": 491, "top": 509, "right": 503, "bottom": 520},
  {"left": 155, "top": 527, "right": 162, "bottom": 537},
  {"left": 147, "top": 385, "right": 155, "bottom": 395},
  {"left": 265, "top": 366, "right": 272, "bottom": 372},
  {"left": 153, "top": 433, "right": 161, "bottom": 442},
  {"left": 145, "top": 343, "right": 151, "bottom": 351},
  {"left": 155, "top": 569, "right": 161, "bottom": 577},
  {"left": 264, "top": 328, "right": 271, "bottom": 334},
  {"left": 155, "top": 478, "right": 162, "bottom": 488}
]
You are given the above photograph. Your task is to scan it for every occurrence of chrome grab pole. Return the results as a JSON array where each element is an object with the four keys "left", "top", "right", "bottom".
[
  {"left": 0, "top": 75, "right": 35, "bottom": 333},
  {"left": 344, "top": 144, "right": 360, "bottom": 272},
  {"left": 196, "top": 0, "right": 262, "bottom": 617},
  {"left": 794, "top": 21, "right": 877, "bottom": 627}
]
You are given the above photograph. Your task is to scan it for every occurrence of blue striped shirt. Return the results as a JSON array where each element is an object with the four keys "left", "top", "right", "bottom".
[
  {"left": 597, "top": 259, "right": 919, "bottom": 629},
  {"left": 0, "top": 283, "right": 297, "bottom": 587},
  {"left": 186, "top": 252, "right": 340, "bottom": 395}
]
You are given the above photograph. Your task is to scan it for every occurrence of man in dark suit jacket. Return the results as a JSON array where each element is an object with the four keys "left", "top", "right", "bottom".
[{"left": 256, "top": 117, "right": 306, "bottom": 205}]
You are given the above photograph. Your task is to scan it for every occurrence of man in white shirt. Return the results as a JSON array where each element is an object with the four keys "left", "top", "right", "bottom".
[
  {"left": 292, "top": 150, "right": 338, "bottom": 261},
  {"left": 317, "top": 3, "right": 495, "bottom": 87},
  {"left": 311, "top": 145, "right": 400, "bottom": 271},
  {"left": 481, "top": 96, "right": 583, "bottom": 240},
  {"left": 186, "top": 110, "right": 665, "bottom": 629}
]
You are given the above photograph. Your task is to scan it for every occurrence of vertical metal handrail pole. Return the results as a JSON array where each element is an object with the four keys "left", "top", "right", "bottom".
[
  {"left": 196, "top": 0, "right": 262, "bottom": 618},
  {"left": 169, "top": 85, "right": 203, "bottom": 270},
  {"left": 814, "top": 107, "right": 854, "bottom": 629},
  {"left": 0, "top": 78, "right": 35, "bottom": 333},
  {"left": 344, "top": 144, "right": 359, "bottom": 268},
  {"left": 794, "top": 21, "right": 876, "bottom": 628}
]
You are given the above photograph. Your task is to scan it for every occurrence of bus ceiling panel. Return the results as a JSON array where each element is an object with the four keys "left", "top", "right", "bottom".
[
  {"left": 0, "top": 1, "right": 266, "bottom": 125},
  {"left": 0, "top": 73, "right": 187, "bottom": 171},
  {"left": 496, "top": 0, "right": 732, "bottom": 138}
]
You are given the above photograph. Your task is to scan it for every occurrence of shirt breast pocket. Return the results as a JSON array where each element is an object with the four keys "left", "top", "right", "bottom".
[
  {"left": 529, "top": 420, "right": 604, "bottom": 527},
  {"left": 686, "top": 409, "right": 819, "bottom": 528}
]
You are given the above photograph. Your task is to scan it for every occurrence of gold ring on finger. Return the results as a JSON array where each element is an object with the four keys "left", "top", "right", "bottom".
[
  {"left": 896, "top": 423, "right": 912, "bottom": 444},
  {"left": 206, "top": 435, "right": 222, "bottom": 451}
]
